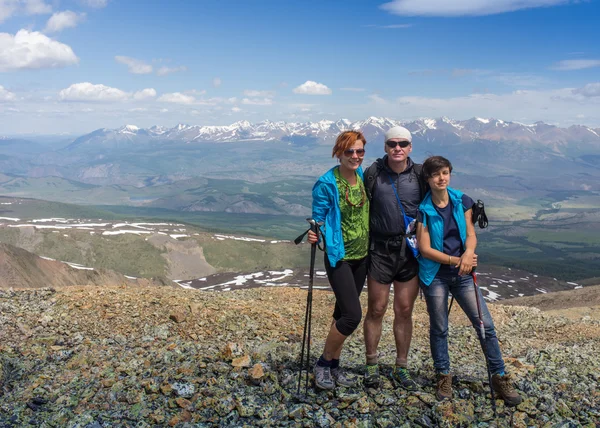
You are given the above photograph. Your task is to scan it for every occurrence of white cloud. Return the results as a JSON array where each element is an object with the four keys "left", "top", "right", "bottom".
[
  {"left": 243, "top": 89, "right": 276, "bottom": 97},
  {"left": 0, "top": 0, "right": 52, "bottom": 22},
  {"left": 231, "top": 106, "right": 242, "bottom": 112},
  {"left": 551, "top": 59, "right": 600, "bottom": 71},
  {"left": 573, "top": 83, "right": 600, "bottom": 98},
  {"left": 23, "top": 0, "right": 52, "bottom": 15},
  {"left": 368, "top": 94, "right": 388, "bottom": 104},
  {"left": 156, "top": 65, "right": 187, "bottom": 76},
  {"left": 0, "top": 85, "right": 16, "bottom": 101},
  {"left": 365, "top": 87, "right": 600, "bottom": 127},
  {"left": 241, "top": 97, "right": 274, "bottom": 106},
  {"left": 45, "top": 11, "right": 86, "bottom": 33},
  {"left": 79, "top": 0, "right": 108, "bottom": 8},
  {"left": 0, "top": 30, "right": 78, "bottom": 71},
  {"left": 380, "top": 0, "right": 570, "bottom": 16},
  {"left": 157, "top": 92, "right": 195, "bottom": 104},
  {"left": 133, "top": 88, "right": 157, "bottom": 100},
  {"left": 293, "top": 81, "right": 332, "bottom": 95},
  {"left": 0, "top": 1, "right": 19, "bottom": 23},
  {"left": 213, "top": 77, "right": 222, "bottom": 88},
  {"left": 340, "top": 87, "right": 366, "bottom": 92},
  {"left": 59, "top": 82, "right": 130, "bottom": 102},
  {"left": 115, "top": 56, "right": 153, "bottom": 74}
]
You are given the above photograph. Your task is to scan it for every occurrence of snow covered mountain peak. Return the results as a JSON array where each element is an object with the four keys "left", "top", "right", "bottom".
[{"left": 71, "top": 116, "right": 600, "bottom": 148}]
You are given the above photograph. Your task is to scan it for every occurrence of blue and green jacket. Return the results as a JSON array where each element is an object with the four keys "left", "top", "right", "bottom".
[
  {"left": 418, "top": 187, "right": 467, "bottom": 286},
  {"left": 312, "top": 166, "right": 364, "bottom": 267}
]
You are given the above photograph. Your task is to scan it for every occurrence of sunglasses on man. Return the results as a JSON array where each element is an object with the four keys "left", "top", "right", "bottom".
[
  {"left": 343, "top": 148, "right": 365, "bottom": 157},
  {"left": 385, "top": 140, "right": 411, "bottom": 149}
]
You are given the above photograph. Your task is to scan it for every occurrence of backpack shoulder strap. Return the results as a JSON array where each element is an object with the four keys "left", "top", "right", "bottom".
[
  {"left": 412, "top": 163, "right": 429, "bottom": 200},
  {"left": 365, "top": 162, "right": 381, "bottom": 201}
]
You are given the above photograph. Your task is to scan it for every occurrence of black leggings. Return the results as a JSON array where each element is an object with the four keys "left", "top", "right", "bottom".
[{"left": 324, "top": 255, "right": 368, "bottom": 336}]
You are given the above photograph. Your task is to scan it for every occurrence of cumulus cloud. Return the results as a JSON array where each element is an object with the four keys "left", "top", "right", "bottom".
[
  {"left": 0, "top": 85, "right": 16, "bottom": 101},
  {"left": 45, "top": 11, "right": 86, "bottom": 33},
  {"left": 115, "top": 56, "right": 153, "bottom": 74},
  {"left": 293, "top": 81, "right": 332, "bottom": 95},
  {"left": 243, "top": 89, "right": 276, "bottom": 97},
  {"left": 213, "top": 77, "right": 222, "bottom": 88},
  {"left": 380, "top": 0, "right": 571, "bottom": 17},
  {"left": 231, "top": 106, "right": 242, "bottom": 112},
  {"left": 551, "top": 59, "right": 600, "bottom": 71},
  {"left": 573, "top": 83, "right": 600, "bottom": 98},
  {"left": 58, "top": 82, "right": 131, "bottom": 101},
  {"left": 59, "top": 83, "right": 130, "bottom": 102},
  {"left": 241, "top": 97, "right": 274, "bottom": 106},
  {"left": 157, "top": 92, "right": 196, "bottom": 104},
  {"left": 156, "top": 65, "right": 187, "bottom": 76},
  {"left": 0, "top": 30, "right": 78, "bottom": 71},
  {"left": 133, "top": 88, "right": 157, "bottom": 100}
]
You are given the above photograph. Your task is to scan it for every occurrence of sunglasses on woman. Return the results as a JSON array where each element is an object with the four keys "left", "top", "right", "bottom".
[
  {"left": 343, "top": 148, "right": 365, "bottom": 157},
  {"left": 385, "top": 140, "right": 411, "bottom": 149}
]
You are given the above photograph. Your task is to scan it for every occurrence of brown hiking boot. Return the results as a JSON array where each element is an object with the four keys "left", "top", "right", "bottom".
[
  {"left": 435, "top": 373, "right": 453, "bottom": 401},
  {"left": 492, "top": 373, "right": 522, "bottom": 406}
]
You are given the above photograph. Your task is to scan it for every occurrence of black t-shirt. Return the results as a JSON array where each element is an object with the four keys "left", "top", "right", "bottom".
[{"left": 417, "top": 194, "right": 474, "bottom": 277}]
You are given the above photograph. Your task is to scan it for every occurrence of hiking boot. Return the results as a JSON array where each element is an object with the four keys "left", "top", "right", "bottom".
[
  {"left": 364, "top": 364, "right": 380, "bottom": 387},
  {"left": 392, "top": 366, "right": 418, "bottom": 391},
  {"left": 313, "top": 363, "right": 335, "bottom": 390},
  {"left": 331, "top": 367, "right": 358, "bottom": 387},
  {"left": 435, "top": 373, "right": 453, "bottom": 401},
  {"left": 492, "top": 373, "right": 522, "bottom": 406}
]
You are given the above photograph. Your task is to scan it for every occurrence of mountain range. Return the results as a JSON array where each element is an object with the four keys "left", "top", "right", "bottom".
[{"left": 63, "top": 117, "right": 600, "bottom": 154}]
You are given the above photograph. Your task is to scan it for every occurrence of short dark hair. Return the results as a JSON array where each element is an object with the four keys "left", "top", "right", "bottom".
[{"left": 422, "top": 156, "right": 453, "bottom": 180}]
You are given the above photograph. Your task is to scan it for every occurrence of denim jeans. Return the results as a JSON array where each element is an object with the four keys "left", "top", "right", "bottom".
[{"left": 421, "top": 274, "right": 506, "bottom": 375}]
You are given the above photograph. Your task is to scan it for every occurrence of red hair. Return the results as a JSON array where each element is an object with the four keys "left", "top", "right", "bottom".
[{"left": 332, "top": 130, "right": 367, "bottom": 158}]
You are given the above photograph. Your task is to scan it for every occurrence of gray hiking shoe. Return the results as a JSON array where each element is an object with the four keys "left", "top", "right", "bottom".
[
  {"left": 313, "top": 363, "right": 335, "bottom": 390},
  {"left": 392, "top": 366, "right": 418, "bottom": 391},
  {"left": 364, "top": 364, "right": 380, "bottom": 387},
  {"left": 331, "top": 367, "right": 358, "bottom": 387}
]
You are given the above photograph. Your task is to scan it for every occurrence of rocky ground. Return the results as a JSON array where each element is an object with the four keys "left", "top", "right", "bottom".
[{"left": 0, "top": 285, "right": 599, "bottom": 427}]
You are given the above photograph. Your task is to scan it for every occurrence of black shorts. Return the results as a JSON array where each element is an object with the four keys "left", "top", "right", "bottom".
[{"left": 368, "top": 239, "right": 419, "bottom": 285}]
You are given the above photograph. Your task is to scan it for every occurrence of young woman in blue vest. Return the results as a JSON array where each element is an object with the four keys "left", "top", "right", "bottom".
[
  {"left": 306, "top": 130, "right": 370, "bottom": 390},
  {"left": 416, "top": 156, "right": 522, "bottom": 406}
]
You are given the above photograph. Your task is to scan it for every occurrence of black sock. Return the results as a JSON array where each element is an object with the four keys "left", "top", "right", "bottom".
[
  {"left": 331, "top": 359, "right": 340, "bottom": 369},
  {"left": 317, "top": 355, "right": 332, "bottom": 368}
]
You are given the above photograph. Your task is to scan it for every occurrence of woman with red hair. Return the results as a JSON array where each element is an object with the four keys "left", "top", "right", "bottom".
[{"left": 307, "top": 130, "right": 369, "bottom": 390}]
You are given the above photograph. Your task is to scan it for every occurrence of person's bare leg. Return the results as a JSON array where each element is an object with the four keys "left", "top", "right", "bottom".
[
  {"left": 392, "top": 276, "right": 420, "bottom": 366},
  {"left": 363, "top": 276, "right": 391, "bottom": 364},
  {"left": 326, "top": 319, "right": 345, "bottom": 360}
]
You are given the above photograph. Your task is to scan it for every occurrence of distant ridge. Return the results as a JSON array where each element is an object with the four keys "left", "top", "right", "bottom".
[
  {"left": 0, "top": 243, "right": 168, "bottom": 289},
  {"left": 64, "top": 116, "right": 600, "bottom": 149}
]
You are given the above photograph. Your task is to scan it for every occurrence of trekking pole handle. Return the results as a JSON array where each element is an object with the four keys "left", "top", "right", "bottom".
[{"left": 307, "top": 218, "right": 319, "bottom": 234}]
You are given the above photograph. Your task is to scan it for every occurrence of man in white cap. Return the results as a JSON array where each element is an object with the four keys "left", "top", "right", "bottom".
[{"left": 363, "top": 126, "right": 427, "bottom": 389}]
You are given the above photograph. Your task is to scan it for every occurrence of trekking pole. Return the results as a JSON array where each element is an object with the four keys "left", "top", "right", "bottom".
[
  {"left": 296, "top": 218, "right": 319, "bottom": 395},
  {"left": 472, "top": 268, "right": 497, "bottom": 417}
]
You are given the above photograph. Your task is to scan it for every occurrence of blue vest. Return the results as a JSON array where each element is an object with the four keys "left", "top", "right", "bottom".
[
  {"left": 418, "top": 187, "right": 467, "bottom": 286},
  {"left": 312, "top": 166, "right": 365, "bottom": 267}
]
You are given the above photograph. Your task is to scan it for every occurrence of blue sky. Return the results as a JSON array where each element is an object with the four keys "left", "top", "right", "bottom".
[{"left": 1, "top": 0, "right": 599, "bottom": 134}]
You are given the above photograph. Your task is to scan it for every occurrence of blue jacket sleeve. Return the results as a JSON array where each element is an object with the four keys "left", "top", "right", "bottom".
[{"left": 312, "top": 181, "right": 331, "bottom": 224}]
